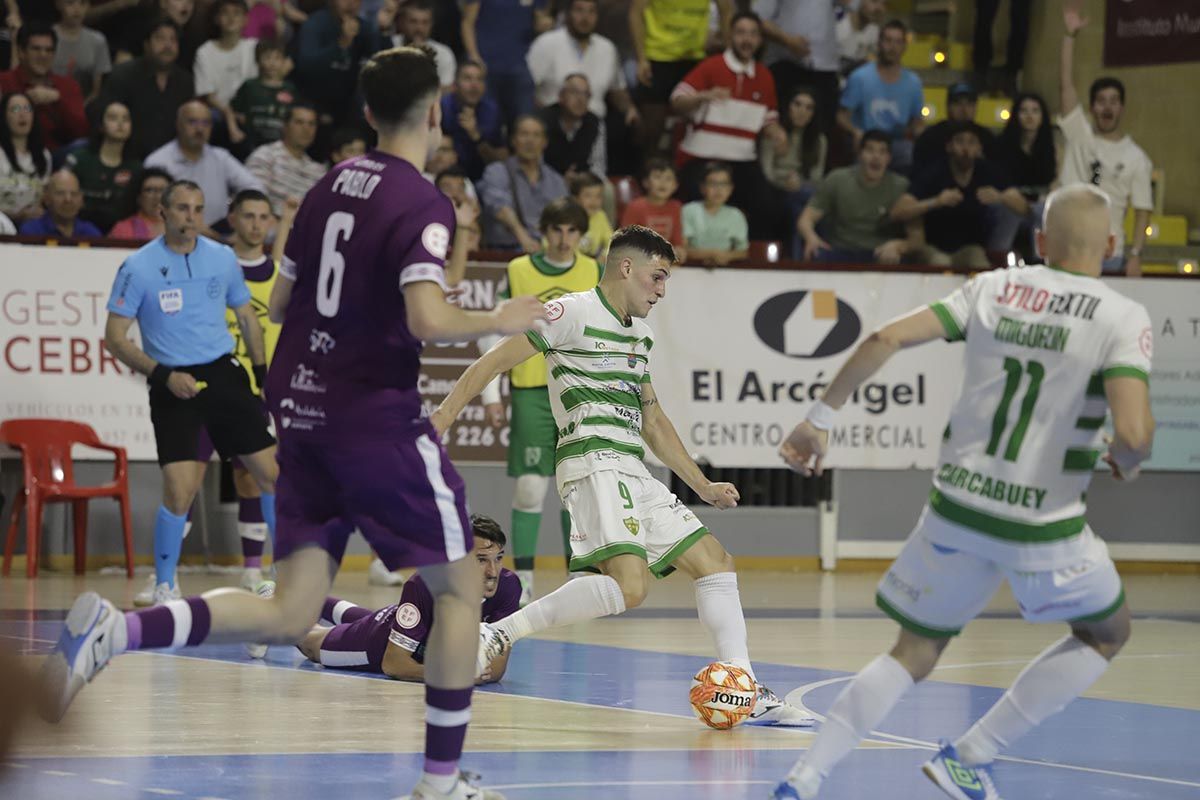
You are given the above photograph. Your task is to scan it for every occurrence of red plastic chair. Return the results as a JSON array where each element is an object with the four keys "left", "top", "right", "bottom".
[{"left": 1, "top": 419, "right": 134, "bottom": 578}]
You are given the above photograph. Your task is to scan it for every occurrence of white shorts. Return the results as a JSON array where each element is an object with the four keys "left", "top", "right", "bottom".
[
  {"left": 876, "top": 507, "right": 1124, "bottom": 637},
  {"left": 561, "top": 469, "right": 709, "bottom": 577}
]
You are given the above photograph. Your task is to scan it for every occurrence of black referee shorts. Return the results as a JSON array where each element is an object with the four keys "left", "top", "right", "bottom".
[{"left": 150, "top": 354, "right": 276, "bottom": 466}]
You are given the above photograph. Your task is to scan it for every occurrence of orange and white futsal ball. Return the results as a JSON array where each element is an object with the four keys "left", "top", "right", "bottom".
[{"left": 689, "top": 661, "right": 757, "bottom": 729}]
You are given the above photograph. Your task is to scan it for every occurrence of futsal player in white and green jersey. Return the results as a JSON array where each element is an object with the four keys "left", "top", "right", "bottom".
[
  {"left": 770, "top": 184, "right": 1156, "bottom": 800},
  {"left": 432, "top": 225, "right": 810, "bottom": 726}
]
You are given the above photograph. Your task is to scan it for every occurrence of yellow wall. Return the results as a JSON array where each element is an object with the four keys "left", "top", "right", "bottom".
[{"left": 1017, "top": 1, "right": 1199, "bottom": 226}]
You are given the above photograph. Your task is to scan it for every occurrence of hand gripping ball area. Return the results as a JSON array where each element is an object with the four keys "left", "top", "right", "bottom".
[{"left": 689, "top": 661, "right": 758, "bottom": 730}]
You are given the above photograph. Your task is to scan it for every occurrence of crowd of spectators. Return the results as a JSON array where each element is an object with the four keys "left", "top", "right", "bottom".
[{"left": 0, "top": 0, "right": 1154, "bottom": 274}]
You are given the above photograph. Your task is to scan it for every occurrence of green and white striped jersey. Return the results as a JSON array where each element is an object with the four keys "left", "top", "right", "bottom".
[
  {"left": 927, "top": 265, "right": 1153, "bottom": 569},
  {"left": 526, "top": 288, "right": 655, "bottom": 491}
]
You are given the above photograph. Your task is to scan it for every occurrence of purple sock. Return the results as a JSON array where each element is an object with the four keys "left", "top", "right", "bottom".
[
  {"left": 238, "top": 497, "right": 266, "bottom": 569},
  {"left": 423, "top": 685, "right": 473, "bottom": 784},
  {"left": 124, "top": 597, "right": 212, "bottom": 650},
  {"left": 321, "top": 597, "right": 371, "bottom": 625}
]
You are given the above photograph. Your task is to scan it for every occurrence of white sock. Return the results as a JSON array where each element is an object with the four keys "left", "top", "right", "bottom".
[
  {"left": 792, "top": 654, "right": 914, "bottom": 781},
  {"left": 492, "top": 574, "right": 625, "bottom": 642},
  {"left": 693, "top": 572, "right": 753, "bottom": 679},
  {"left": 955, "top": 635, "right": 1110, "bottom": 766}
]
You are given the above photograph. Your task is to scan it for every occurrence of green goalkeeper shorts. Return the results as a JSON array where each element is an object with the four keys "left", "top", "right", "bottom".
[{"left": 507, "top": 387, "right": 557, "bottom": 478}]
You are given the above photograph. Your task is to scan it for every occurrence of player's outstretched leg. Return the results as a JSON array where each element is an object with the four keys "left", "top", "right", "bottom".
[
  {"left": 401, "top": 556, "right": 503, "bottom": 800},
  {"left": 673, "top": 534, "right": 812, "bottom": 727},
  {"left": 320, "top": 596, "right": 373, "bottom": 626},
  {"left": 922, "top": 604, "right": 1131, "bottom": 800},
  {"left": 478, "top": 555, "right": 634, "bottom": 667},
  {"left": 771, "top": 628, "right": 946, "bottom": 799},
  {"left": 39, "top": 548, "right": 335, "bottom": 723}
]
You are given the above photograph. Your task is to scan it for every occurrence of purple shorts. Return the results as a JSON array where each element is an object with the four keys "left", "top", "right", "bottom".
[
  {"left": 318, "top": 606, "right": 395, "bottom": 672},
  {"left": 274, "top": 424, "right": 473, "bottom": 570}
]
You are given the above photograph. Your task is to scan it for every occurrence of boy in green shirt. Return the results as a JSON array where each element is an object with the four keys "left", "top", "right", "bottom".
[{"left": 682, "top": 161, "right": 749, "bottom": 267}]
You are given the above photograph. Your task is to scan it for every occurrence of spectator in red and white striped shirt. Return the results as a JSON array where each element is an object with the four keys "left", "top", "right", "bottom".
[{"left": 669, "top": 11, "right": 786, "bottom": 239}]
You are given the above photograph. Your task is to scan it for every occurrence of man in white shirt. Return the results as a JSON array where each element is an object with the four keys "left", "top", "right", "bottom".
[
  {"left": 835, "top": 0, "right": 884, "bottom": 77},
  {"left": 194, "top": 0, "right": 259, "bottom": 147},
  {"left": 526, "top": 0, "right": 638, "bottom": 128},
  {"left": 1055, "top": 4, "right": 1152, "bottom": 276},
  {"left": 245, "top": 103, "right": 327, "bottom": 211},
  {"left": 756, "top": 0, "right": 852, "bottom": 134},
  {"left": 389, "top": 0, "right": 455, "bottom": 93},
  {"left": 144, "top": 100, "right": 265, "bottom": 236}
]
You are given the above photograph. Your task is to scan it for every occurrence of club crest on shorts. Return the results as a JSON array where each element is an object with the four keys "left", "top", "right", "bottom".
[{"left": 623, "top": 517, "right": 640, "bottom": 536}]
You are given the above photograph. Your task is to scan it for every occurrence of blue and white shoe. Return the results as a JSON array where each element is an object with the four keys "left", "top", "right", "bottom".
[
  {"left": 747, "top": 685, "right": 816, "bottom": 727},
  {"left": 770, "top": 781, "right": 803, "bottom": 799},
  {"left": 39, "top": 592, "right": 125, "bottom": 722},
  {"left": 922, "top": 741, "right": 1001, "bottom": 800},
  {"left": 768, "top": 764, "right": 821, "bottom": 799}
]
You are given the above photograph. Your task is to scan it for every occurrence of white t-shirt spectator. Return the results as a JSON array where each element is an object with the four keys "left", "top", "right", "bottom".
[
  {"left": 0, "top": 148, "right": 52, "bottom": 221},
  {"left": 527, "top": 28, "right": 625, "bottom": 118},
  {"left": 1057, "top": 104, "right": 1153, "bottom": 255},
  {"left": 0, "top": 210, "right": 15, "bottom": 234},
  {"left": 194, "top": 38, "right": 260, "bottom": 107},
  {"left": 392, "top": 34, "right": 457, "bottom": 89},
  {"left": 835, "top": 15, "right": 877, "bottom": 72},
  {"left": 754, "top": 0, "right": 840, "bottom": 72}
]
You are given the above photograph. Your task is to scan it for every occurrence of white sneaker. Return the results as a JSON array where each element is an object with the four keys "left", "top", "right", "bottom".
[
  {"left": 151, "top": 582, "right": 182, "bottom": 605},
  {"left": 395, "top": 771, "right": 506, "bottom": 799},
  {"left": 368, "top": 557, "right": 405, "bottom": 586},
  {"left": 240, "top": 567, "right": 264, "bottom": 591},
  {"left": 39, "top": 591, "right": 126, "bottom": 723},
  {"left": 134, "top": 572, "right": 178, "bottom": 607},
  {"left": 748, "top": 685, "right": 817, "bottom": 727},
  {"left": 245, "top": 580, "right": 275, "bottom": 659},
  {"left": 516, "top": 570, "right": 533, "bottom": 607},
  {"left": 476, "top": 623, "right": 511, "bottom": 676}
]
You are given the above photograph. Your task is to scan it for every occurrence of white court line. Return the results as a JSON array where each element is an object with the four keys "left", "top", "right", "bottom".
[
  {"left": 786, "top": 675, "right": 1200, "bottom": 790},
  {"left": 492, "top": 780, "right": 775, "bottom": 790},
  {"left": 91, "top": 778, "right": 128, "bottom": 786},
  {"left": 41, "top": 769, "right": 76, "bottom": 776},
  {"left": 143, "top": 789, "right": 184, "bottom": 796},
  {"left": 932, "top": 652, "right": 1190, "bottom": 672}
]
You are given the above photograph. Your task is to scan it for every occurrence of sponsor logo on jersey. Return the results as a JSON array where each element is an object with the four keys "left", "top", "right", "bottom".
[
  {"left": 289, "top": 363, "right": 327, "bottom": 394},
  {"left": 753, "top": 290, "right": 861, "bottom": 359},
  {"left": 309, "top": 329, "right": 336, "bottom": 354},
  {"left": 1139, "top": 326, "right": 1153, "bottom": 358},
  {"left": 395, "top": 602, "right": 421, "bottom": 629},
  {"left": 623, "top": 517, "right": 640, "bottom": 536}
]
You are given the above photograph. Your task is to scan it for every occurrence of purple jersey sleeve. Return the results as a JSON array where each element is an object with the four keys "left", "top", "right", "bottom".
[
  {"left": 482, "top": 569, "right": 522, "bottom": 623},
  {"left": 388, "top": 574, "right": 436, "bottom": 660},
  {"left": 396, "top": 193, "right": 456, "bottom": 290}
]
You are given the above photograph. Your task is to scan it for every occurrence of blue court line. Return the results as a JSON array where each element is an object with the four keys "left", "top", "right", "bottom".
[
  {"left": 7, "top": 619, "right": 1199, "bottom": 789},
  {"left": 4, "top": 745, "right": 1198, "bottom": 800}
]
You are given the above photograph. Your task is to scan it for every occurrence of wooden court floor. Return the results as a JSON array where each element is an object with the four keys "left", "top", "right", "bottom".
[{"left": 1, "top": 567, "right": 1198, "bottom": 799}]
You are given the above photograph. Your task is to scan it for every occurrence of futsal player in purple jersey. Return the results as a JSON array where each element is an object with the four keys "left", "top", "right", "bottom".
[
  {"left": 41, "top": 46, "right": 546, "bottom": 800},
  {"left": 298, "top": 515, "right": 521, "bottom": 683}
]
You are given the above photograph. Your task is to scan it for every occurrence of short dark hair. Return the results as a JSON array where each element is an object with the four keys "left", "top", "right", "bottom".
[
  {"left": 284, "top": 102, "right": 318, "bottom": 124},
  {"left": 539, "top": 197, "right": 589, "bottom": 233},
  {"left": 213, "top": 0, "right": 248, "bottom": 15},
  {"left": 145, "top": 15, "right": 181, "bottom": 42},
  {"left": 881, "top": 18, "right": 908, "bottom": 37},
  {"left": 360, "top": 46, "right": 440, "bottom": 130},
  {"left": 229, "top": 188, "right": 272, "bottom": 214},
  {"left": 568, "top": 171, "right": 604, "bottom": 196},
  {"left": 944, "top": 120, "right": 982, "bottom": 145},
  {"left": 403, "top": 0, "right": 434, "bottom": 13},
  {"left": 254, "top": 37, "right": 286, "bottom": 61},
  {"left": 456, "top": 59, "right": 485, "bottom": 79},
  {"left": 162, "top": 179, "right": 203, "bottom": 207},
  {"left": 701, "top": 160, "right": 733, "bottom": 184},
  {"left": 610, "top": 225, "right": 676, "bottom": 266},
  {"left": 641, "top": 156, "right": 675, "bottom": 181},
  {"left": 730, "top": 11, "right": 762, "bottom": 30},
  {"left": 471, "top": 514, "right": 506, "bottom": 548},
  {"left": 509, "top": 114, "right": 546, "bottom": 142},
  {"left": 17, "top": 21, "right": 57, "bottom": 49},
  {"left": 860, "top": 129, "right": 891, "bottom": 150},
  {"left": 434, "top": 165, "right": 468, "bottom": 189},
  {"left": 1089, "top": 77, "right": 1126, "bottom": 106},
  {"left": 330, "top": 126, "right": 367, "bottom": 154}
]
